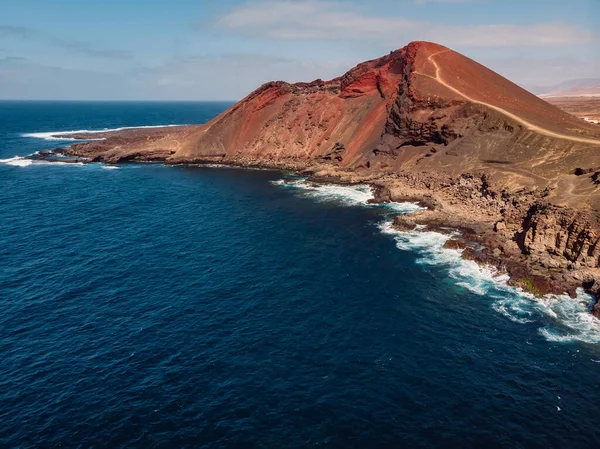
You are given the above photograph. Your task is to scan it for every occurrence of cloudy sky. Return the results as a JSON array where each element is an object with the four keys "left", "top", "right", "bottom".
[{"left": 0, "top": 0, "right": 598, "bottom": 100}]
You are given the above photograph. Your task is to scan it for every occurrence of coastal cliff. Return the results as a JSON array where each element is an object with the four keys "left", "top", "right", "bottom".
[{"left": 51, "top": 41, "right": 600, "bottom": 313}]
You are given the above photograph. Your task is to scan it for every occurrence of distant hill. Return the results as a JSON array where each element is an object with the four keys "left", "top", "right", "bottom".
[{"left": 531, "top": 78, "right": 600, "bottom": 98}]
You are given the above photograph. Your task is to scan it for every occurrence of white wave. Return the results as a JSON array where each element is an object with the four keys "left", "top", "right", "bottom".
[
  {"left": 492, "top": 300, "right": 536, "bottom": 324},
  {"left": 182, "top": 163, "right": 272, "bottom": 171},
  {"left": 271, "top": 177, "right": 600, "bottom": 344},
  {"left": 0, "top": 156, "right": 85, "bottom": 167},
  {"left": 270, "top": 178, "right": 422, "bottom": 212},
  {"left": 379, "top": 221, "right": 600, "bottom": 344},
  {"left": 534, "top": 293, "right": 600, "bottom": 344},
  {"left": 0, "top": 156, "right": 33, "bottom": 167},
  {"left": 22, "top": 124, "right": 186, "bottom": 141},
  {"left": 40, "top": 161, "right": 85, "bottom": 166},
  {"left": 102, "top": 165, "right": 120, "bottom": 170}
]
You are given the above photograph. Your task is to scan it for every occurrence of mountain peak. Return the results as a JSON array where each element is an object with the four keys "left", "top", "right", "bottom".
[{"left": 64, "top": 41, "right": 600, "bottom": 207}]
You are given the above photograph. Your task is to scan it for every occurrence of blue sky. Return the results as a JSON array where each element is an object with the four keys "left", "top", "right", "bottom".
[{"left": 0, "top": 0, "right": 598, "bottom": 100}]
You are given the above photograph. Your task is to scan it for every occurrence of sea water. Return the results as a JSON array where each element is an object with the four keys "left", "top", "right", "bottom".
[{"left": 1, "top": 101, "right": 600, "bottom": 448}]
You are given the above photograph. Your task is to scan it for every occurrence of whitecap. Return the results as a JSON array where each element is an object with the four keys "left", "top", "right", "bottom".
[
  {"left": 379, "top": 220, "right": 600, "bottom": 344},
  {"left": 102, "top": 165, "right": 120, "bottom": 170},
  {"left": 270, "top": 178, "right": 422, "bottom": 212},
  {"left": 492, "top": 300, "right": 536, "bottom": 324},
  {"left": 0, "top": 156, "right": 85, "bottom": 167},
  {"left": 271, "top": 177, "right": 600, "bottom": 344},
  {"left": 0, "top": 156, "right": 33, "bottom": 167},
  {"left": 22, "top": 124, "right": 187, "bottom": 141},
  {"left": 533, "top": 293, "right": 600, "bottom": 344}
]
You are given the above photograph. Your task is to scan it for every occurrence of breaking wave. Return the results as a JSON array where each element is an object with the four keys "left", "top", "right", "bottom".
[
  {"left": 0, "top": 156, "right": 84, "bottom": 167},
  {"left": 0, "top": 156, "right": 33, "bottom": 167},
  {"left": 22, "top": 124, "right": 186, "bottom": 141},
  {"left": 270, "top": 177, "right": 600, "bottom": 344},
  {"left": 270, "top": 178, "right": 422, "bottom": 213},
  {"left": 379, "top": 222, "right": 600, "bottom": 344}
]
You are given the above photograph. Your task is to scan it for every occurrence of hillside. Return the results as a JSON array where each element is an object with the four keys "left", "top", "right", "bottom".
[{"left": 64, "top": 41, "right": 600, "bottom": 203}]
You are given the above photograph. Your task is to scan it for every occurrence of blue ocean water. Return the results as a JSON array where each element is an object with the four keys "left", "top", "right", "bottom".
[{"left": 1, "top": 101, "right": 600, "bottom": 448}]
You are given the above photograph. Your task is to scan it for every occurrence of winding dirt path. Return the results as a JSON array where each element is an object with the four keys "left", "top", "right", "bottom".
[{"left": 417, "top": 51, "right": 600, "bottom": 146}]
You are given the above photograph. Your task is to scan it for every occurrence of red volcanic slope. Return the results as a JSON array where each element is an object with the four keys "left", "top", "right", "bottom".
[
  {"left": 410, "top": 43, "right": 594, "bottom": 132},
  {"left": 175, "top": 44, "right": 409, "bottom": 165},
  {"left": 69, "top": 41, "right": 600, "bottom": 182},
  {"left": 170, "top": 41, "right": 599, "bottom": 169}
]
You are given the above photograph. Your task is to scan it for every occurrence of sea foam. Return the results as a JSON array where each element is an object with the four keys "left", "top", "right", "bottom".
[
  {"left": 270, "top": 176, "right": 600, "bottom": 344},
  {"left": 379, "top": 221, "right": 600, "bottom": 344},
  {"left": 22, "top": 124, "right": 187, "bottom": 141},
  {"left": 270, "top": 178, "right": 422, "bottom": 213},
  {"left": 0, "top": 156, "right": 33, "bottom": 167},
  {"left": 0, "top": 156, "right": 84, "bottom": 167}
]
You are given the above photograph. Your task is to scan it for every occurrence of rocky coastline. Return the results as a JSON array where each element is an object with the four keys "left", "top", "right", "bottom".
[
  {"left": 31, "top": 147, "right": 600, "bottom": 317},
  {"left": 28, "top": 40, "right": 600, "bottom": 318}
]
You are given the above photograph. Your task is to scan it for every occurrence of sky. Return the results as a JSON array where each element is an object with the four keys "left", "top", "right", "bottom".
[{"left": 0, "top": 0, "right": 598, "bottom": 100}]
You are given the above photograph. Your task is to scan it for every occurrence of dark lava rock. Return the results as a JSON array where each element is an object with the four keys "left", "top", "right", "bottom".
[
  {"left": 367, "top": 184, "right": 392, "bottom": 204},
  {"left": 392, "top": 215, "right": 416, "bottom": 232},
  {"left": 594, "top": 292, "right": 600, "bottom": 319}
]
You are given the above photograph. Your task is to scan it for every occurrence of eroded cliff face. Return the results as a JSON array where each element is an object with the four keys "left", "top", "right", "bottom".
[
  {"left": 516, "top": 203, "right": 600, "bottom": 317},
  {"left": 519, "top": 204, "right": 600, "bottom": 270}
]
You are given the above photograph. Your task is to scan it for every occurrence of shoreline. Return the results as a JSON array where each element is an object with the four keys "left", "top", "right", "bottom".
[{"left": 24, "top": 147, "right": 600, "bottom": 319}]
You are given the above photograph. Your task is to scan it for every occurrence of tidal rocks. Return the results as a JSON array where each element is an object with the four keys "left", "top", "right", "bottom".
[
  {"left": 444, "top": 239, "right": 468, "bottom": 250},
  {"left": 392, "top": 215, "right": 417, "bottom": 232},
  {"left": 368, "top": 184, "right": 392, "bottom": 204},
  {"left": 594, "top": 298, "right": 600, "bottom": 319}
]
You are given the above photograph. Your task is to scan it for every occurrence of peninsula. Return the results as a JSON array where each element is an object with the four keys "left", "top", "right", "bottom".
[{"left": 47, "top": 41, "right": 600, "bottom": 314}]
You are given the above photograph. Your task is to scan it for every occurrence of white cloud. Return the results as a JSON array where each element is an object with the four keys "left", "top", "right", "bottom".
[
  {"left": 215, "top": 0, "right": 598, "bottom": 47},
  {"left": 0, "top": 24, "right": 130, "bottom": 59}
]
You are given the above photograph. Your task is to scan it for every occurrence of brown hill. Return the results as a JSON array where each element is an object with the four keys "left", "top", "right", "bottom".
[
  {"left": 540, "top": 84, "right": 600, "bottom": 98},
  {"left": 67, "top": 41, "right": 600, "bottom": 204},
  {"left": 547, "top": 96, "right": 600, "bottom": 123}
]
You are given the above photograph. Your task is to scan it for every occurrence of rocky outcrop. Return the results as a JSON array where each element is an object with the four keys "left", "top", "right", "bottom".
[{"left": 518, "top": 203, "right": 600, "bottom": 270}]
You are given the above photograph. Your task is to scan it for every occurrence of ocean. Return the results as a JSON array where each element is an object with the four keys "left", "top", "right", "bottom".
[{"left": 1, "top": 101, "right": 600, "bottom": 448}]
